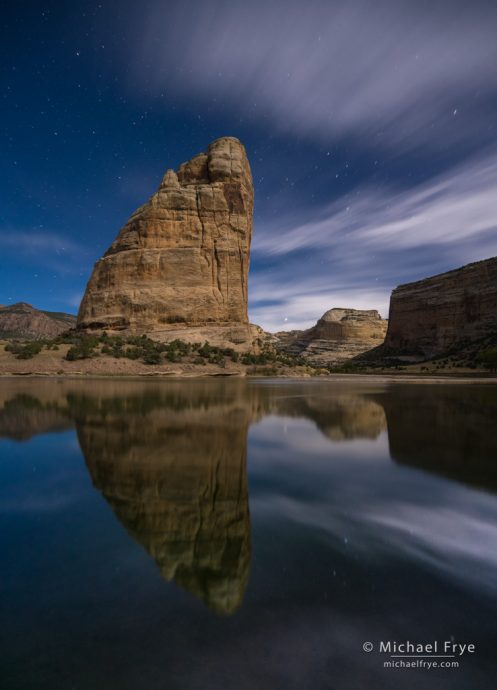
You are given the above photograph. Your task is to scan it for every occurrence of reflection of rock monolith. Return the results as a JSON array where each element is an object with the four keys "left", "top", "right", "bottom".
[{"left": 74, "top": 381, "right": 252, "bottom": 615}]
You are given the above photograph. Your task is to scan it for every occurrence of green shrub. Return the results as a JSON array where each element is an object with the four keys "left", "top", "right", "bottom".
[
  {"left": 477, "top": 347, "right": 497, "bottom": 372},
  {"left": 65, "top": 339, "right": 98, "bottom": 361},
  {"left": 5, "top": 341, "right": 44, "bottom": 359},
  {"left": 169, "top": 339, "right": 190, "bottom": 354},
  {"left": 124, "top": 347, "right": 141, "bottom": 360},
  {"left": 143, "top": 350, "right": 162, "bottom": 365},
  {"left": 198, "top": 341, "right": 213, "bottom": 358}
]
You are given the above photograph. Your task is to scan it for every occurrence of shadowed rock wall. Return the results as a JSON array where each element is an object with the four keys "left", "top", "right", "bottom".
[{"left": 380, "top": 257, "right": 497, "bottom": 358}]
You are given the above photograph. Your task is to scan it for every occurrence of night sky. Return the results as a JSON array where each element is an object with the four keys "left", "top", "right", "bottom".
[{"left": 2, "top": 0, "right": 497, "bottom": 331}]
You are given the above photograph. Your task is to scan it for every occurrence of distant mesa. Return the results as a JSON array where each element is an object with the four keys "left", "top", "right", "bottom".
[
  {"left": 0, "top": 302, "right": 76, "bottom": 340},
  {"left": 365, "top": 257, "right": 497, "bottom": 362},
  {"left": 77, "top": 136, "right": 259, "bottom": 350},
  {"left": 275, "top": 308, "right": 388, "bottom": 366}
]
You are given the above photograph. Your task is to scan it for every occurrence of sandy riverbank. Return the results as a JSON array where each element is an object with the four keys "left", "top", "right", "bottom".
[{"left": 1, "top": 341, "right": 495, "bottom": 382}]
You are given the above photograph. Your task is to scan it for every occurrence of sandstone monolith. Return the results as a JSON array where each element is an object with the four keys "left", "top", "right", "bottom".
[{"left": 77, "top": 137, "right": 255, "bottom": 347}]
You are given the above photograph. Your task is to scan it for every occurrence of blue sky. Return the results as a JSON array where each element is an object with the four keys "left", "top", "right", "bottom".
[{"left": 2, "top": 0, "right": 497, "bottom": 330}]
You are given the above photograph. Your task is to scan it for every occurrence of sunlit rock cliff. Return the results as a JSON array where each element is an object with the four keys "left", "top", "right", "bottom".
[
  {"left": 369, "top": 257, "right": 497, "bottom": 360},
  {"left": 275, "top": 308, "right": 388, "bottom": 365},
  {"left": 77, "top": 137, "right": 258, "bottom": 349}
]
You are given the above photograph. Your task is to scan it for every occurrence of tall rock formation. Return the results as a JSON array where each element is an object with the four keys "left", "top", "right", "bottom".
[
  {"left": 275, "top": 308, "right": 388, "bottom": 365},
  {"left": 377, "top": 257, "right": 497, "bottom": 359},
  {"left": 77, "top": 137, "right": 255, "bottom": 346}
]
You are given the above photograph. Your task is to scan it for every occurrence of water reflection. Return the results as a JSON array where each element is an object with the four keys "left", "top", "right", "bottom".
[
  {"left": 375, "top": 385, "right": 497, "bottom": 492},
  {"left": 75, "top": 383, "right": 252, "bottom": 615},
  {"left": 1, "top": 377, "right": 497, "bottom": 617}
]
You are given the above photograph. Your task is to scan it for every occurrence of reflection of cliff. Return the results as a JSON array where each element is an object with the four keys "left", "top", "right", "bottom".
[
  {"left": 376, "top": 385, "right": 497, "bottom": 492},
  {"left": 0, "top": 389, "right": 72, "bottom": 441},
  {"left": 6, "top": 378, "right": 497, "bottom": 612},
  {"left": 0, "top": 379, "right": 387, "bottom": 612},
  {"left": 75, "top": 381, "right": 252, "bottom": 615},
  {"left": 0, "top": 379, "right": 388, "bottom": 443},
  {"left": 267, "top": 390, "right": 386, "bottom": 440}
]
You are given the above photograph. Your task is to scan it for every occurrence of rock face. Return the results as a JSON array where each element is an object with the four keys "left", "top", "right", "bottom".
[
  {"left": 275, "top": 308, "right": 388, "bottom": 365},
  {"left": 0, "top": 303, "right": 76, "bottom": 340},
  {"left": 77, "top": 137, "right": 254, "bottom": 346},
  {"left": 377, "top": 257, "right": 497, "bottom": 359}
]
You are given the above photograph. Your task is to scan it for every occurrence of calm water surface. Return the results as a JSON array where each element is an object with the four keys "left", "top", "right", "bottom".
[{"left": 1, "top": 378, "right": 497, "bottom": 689}]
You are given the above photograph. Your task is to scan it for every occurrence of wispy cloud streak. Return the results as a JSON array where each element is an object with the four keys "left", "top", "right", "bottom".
[
  {"left": 0, "top": 230, "right": 83, "bottom": 256},
  {"left": 249, "top": 152, "right": 497, "bottom": 330},
  {"left": 0, "top": 230, "right": 88, "bottom": 275},
  {"left": 254, "top": 152, "right": 497, "bottom": 255},
  {"left": 126, "top": 0, "right": 497, "bottom": 151}
]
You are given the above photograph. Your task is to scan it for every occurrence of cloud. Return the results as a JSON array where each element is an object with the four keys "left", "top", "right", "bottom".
[
  {"left": 254, "top": 150, "right": 497, "bottom": 255},
  {"left": 0, "top": 230, "right": 87, "bottom": 272},
  {"left": 248, "top": 151, "right": 497, "bottom": 330},
  {"left": 250, "top": 414, "right": 497, "bottom": 596},
  {"left": 0, "top": 230, "right": 84, "bottom": 255},
  {"left": 102, "top": 0, "right": 497, "bottom": 333},
  {"left": 125, "top": 0, "right": 497, "bottom": 152}
]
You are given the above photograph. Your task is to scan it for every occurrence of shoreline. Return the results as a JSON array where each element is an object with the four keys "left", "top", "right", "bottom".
[
  {"left": 1, "top": 342, "right": 495, "bottom": 383},
  {"left": 0, "top": 371, "right": 495, "bottom": 384}
]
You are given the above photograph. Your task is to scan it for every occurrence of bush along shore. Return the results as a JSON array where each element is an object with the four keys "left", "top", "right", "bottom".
[
  {"left": 2, "top": 332, "right": 496, "bottom": 377},
  {"left": 0, "top": 332, "right": 331, "bottom": 377}
]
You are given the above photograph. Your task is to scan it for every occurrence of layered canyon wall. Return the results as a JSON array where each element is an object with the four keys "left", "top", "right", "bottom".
[
  {"left": 276, "top": 308, "right": 388, "bottom": 365},
  {"left": 379, "top": 257, "right": 497, "bottom": 359}
]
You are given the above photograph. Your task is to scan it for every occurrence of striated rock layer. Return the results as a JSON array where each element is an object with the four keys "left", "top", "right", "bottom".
[
  {"left": 0, "top": 303, "right": 76, "bottom": 340},
  {"left": 275, "top": 308, "right": 388, "bottom": 365},
  {"left": 77, "top": 137, "right": 254, "bottom": 345},
  {"left": 376, "top": 257, "right": 497, "bottom": 359}
]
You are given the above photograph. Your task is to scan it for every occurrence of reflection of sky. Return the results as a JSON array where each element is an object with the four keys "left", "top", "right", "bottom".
[
  {"left": 0, "top": 432, "right": 85, "bottom": 513},
  {"left": 2, "top": 385, "right": 497, "bottom": 689},
  {"left": 249, "top": 414, "right": 497, "bottom": 595}
]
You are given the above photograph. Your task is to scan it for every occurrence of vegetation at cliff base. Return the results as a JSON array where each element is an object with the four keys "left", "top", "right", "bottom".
[
  {"left": 4, "top": 341, "right": 44, "bottom": 359},
  {"left": 2, "top": 331, "right": 317, "bottom": 372},
  {"left": 478, "top": 347, "right": 497, "bottom": 373}
]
